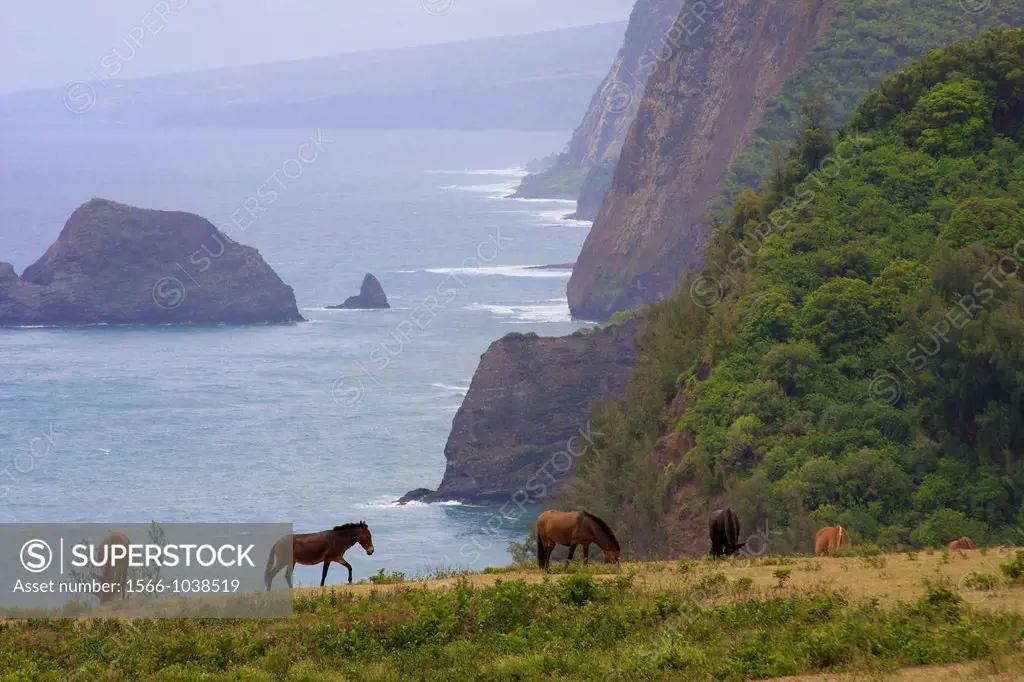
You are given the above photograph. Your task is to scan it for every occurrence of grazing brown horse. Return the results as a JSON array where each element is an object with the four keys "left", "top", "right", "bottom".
[
  {"left": 814, "top": 525, "right": 852, "bottom": 555},
  {"left": 265, "top": 522, "right": 374, "bottom": 589},
  {"left": 709, "top": 508, "right": 744, "bottom": 557},
  {"left": 948, "top": 536, "right": 977, "bottom": 550},
  {"left": 98, "top": 531, "right": 131, "bottom": 604},
  {"left": 536, "top": 510, "right": 620, "bottom": 571}
]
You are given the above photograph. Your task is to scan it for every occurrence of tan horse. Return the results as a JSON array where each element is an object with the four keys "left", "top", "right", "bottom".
[
  {"left": 535, "top": 510, "right": 620, "bottom": 571},
  {"left": 947, "top": 536, "right": 977, "bottom": 550},
  {"left": 265, "top": 522, "right": 374, "bottom": 589},
  {"left": 814, "top": 525, "right": 851, "bottom": 555},
  {"left": 98, "top": 531, "right": 131, "bottom": 604}
]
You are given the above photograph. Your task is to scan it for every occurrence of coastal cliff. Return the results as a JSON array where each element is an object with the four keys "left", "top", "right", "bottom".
[
  {"left": 568, "top": 0, "right": 1024, "bottom": 320},
  {"left": 512, "top": 0, "right": 685, "bottom": 213},
  {"left": 568, "top": 0, "right": 831, "bottom": 320},
  {"left": 0, "top": 199, "right": 302, "bottom": 326},
  {"left": 404, "top": 320, "right": 641, "bottom": 504}
]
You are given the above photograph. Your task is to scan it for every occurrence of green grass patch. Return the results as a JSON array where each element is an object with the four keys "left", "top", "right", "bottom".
[{"left": 3, "top": 577, "right": 1020, "bottom": 680}]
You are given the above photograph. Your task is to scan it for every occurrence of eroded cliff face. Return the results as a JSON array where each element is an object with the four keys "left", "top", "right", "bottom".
[
  {"left": 407, "top": 321, "right": 641, "bottom": 504},
  {"left": 563, "top": 0, "right": 687, "bottom": 168},
  {"left": 512, "top": 0, "right": 685, "bottom": 205},
  {"left": 568, "top": 0, "right": 831, "bottom": 320}
]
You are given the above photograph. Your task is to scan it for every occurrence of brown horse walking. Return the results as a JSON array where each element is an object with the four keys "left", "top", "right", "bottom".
[
  {"left": 814, "top": 525, "right": 851, "bottom": 555},
  {"left": 98, "top": 531, "right": 131, "bottom": 604},
  {"left": 947, "top": 536, "right": 976, "bottom": 550},
  {"left": 265, "top": 522, "right": 374, "bottom": 589},
  {"left": 535, "top": 510, "right": 620, "bottom": 571}
]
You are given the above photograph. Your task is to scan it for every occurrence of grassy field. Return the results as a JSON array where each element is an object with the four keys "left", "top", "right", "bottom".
[{"left": 2, "top": 549, "right": 1023, "bottom": 681}]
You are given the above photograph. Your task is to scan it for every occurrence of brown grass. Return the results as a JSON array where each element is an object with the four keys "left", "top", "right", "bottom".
[{"left": 295, "top": 547, "right": 1024, "bottom": 615}]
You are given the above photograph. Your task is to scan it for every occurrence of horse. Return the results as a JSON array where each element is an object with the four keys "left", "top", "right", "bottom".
[
  {"left": 97, "top": 531, "right": 131, "bottom": 604},
  {"left": 814, "top": 525, "right": 851, "bottom": 555},
  {"left": 535, "top": 510, "right": 620, "bottom": 571},
  {"left": 947, "top": 536, "right": 977, "bottom": 551},
  {"left": 709, "top": 508, "right": 744, "bottom": 557},
  {"left": 265, "top": 521, "right": 374, "bottom": 589}
]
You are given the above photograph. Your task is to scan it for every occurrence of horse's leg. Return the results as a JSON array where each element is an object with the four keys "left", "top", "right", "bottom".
[
  {"left": 285, "top": 562, "right": 294, "bottom": 589},
  {"left": 340, "top": 558, "right": 354, "bottom": 584},
  {"left": 542, "top": 539, "right": 556, "bottom": 572},
  {"left": 320, "top": 561, "right": 330, "bottom": 587},
  {"left": 566, "top": 544, "right": 577, "bottom": 566},
  {"left": 266, "top": 564, "right": 283, "bottom": 591},
  {"left": 582, "top": 543, "right": 590, "bottom": 563}
]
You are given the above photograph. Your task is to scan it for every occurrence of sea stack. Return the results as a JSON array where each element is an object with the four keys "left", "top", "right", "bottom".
[
  {"left": 328, "top": 273, "right": 390, "bottom": 310},
  {"left": 0, "top": 198, "right": 303, "bottom": 326},
  {"left": 0, "top": 262, "right": 16, "bottom": 284}
]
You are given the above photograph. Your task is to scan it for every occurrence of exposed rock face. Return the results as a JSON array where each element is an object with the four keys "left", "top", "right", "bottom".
[
  {"left": 563, "top": 0, "right": 688, "bottom": 169},
  {"left": 396, "top": 488, "right": 434, "bottom": 505},
  {"left": 572, "top": 160, "right": 617, "bottom": 221},
  {"left": 568, "top": 0, "right": 831, "bottom": 320},
  {"left": 0, "top": 198, "right": 303, "bottom": 326},
  {"left": 0, "top": 262, "right": 16, "bottom": 284},
  {"left": 512, "top": 0, "right": 686, "bottom": 202},
  {"left": 328, "top": 273, "right": 390, "bottom": 310},
  {"left": 405, "top": 320, "right": 642, "bottom": 504}
]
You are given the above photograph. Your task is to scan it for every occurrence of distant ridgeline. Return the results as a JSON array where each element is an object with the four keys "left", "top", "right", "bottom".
[{"left": 566, "top": 30, "right": 1024, "bottom": 555}]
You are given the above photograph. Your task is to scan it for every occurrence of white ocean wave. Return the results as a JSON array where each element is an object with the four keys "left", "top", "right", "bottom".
[
  {"left": 466, "top": 300, "right": 571, "bottom": 323},
  {"left": 428, "top": 167, "right": 528, "bottom": 177},
  {"left": 355, "top": 496, "right": 465, "bottom": 509},
  {"left": 505, "top": 196, "right": 577, "bottom": 205},
  {"left": 438, "top": 182, "right": 518, "bottom": 199},
  {"left": 432, "top": 383, "right": 470, "bottom": 395},
  {"left": 532, "top": 209, "right": 593, "bottom": 228},
  {"left": 423, "top": 264, "right": 571, "bottom": 279}
]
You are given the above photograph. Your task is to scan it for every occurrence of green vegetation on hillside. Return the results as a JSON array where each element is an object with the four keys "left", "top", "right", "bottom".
[
  {"left": 511, "top": 164, "right": 589, "bottom": 200},
  {"left": 569, "top": 30, "right": 1024, "bottom": 552},
  {"left": 4, "top": 566, "right": 1023, "bottom": 680},
  {"left": 720, "top": 0, "right": 1024, "bottom": 214}
]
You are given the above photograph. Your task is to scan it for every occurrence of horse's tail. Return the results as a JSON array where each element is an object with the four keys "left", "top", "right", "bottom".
[
  {"left": 536, "top": 531, "right": 545, "bottom": 570},
  {"left": 264, "top": 540, "right": 277, "bottom": 587}
]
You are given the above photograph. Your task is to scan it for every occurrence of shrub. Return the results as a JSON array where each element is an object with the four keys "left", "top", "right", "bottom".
[
  {"left": 555, "top": 574, "right": 603, "bottom": 606},
  {"left": 999, "top": 550, "right": 1024, "bottom": 582},
  {"left": 963, "top": 572, "right": 999, "bottom": 591},
  {"left": 369, "top": 569, "right": 406, "bottom": 585}
]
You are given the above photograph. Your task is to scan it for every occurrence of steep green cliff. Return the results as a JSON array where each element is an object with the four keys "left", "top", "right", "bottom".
[
  {"left": 568, "top": 29, "right": 1024, "bottom": 555},
  {"left": 512, "top": 0, "right": 686, "bottom": 212},
  {"left": 570, "top": 0, "right": 1024, "bottom": 320}
]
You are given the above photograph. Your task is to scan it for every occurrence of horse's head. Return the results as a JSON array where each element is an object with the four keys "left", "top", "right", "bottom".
[
  {"left": 602, "top": 547, "right": 620, "bottom": 565},
  {"left": 356, "top": 521, "right": 374, "bottom": 555}
]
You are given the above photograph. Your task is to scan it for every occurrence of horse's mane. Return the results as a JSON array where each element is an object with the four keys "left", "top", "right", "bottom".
[
  {"left": 333, "top": 521, "right": 368, "bottom": 532},
  {"left": 582, "top": 511, "right": 620, "bottom": 551}
]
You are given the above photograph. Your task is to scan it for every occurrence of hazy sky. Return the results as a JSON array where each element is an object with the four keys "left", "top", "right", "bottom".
[{"left": 0, "top": 0, "right": 635, "bottom": 95}]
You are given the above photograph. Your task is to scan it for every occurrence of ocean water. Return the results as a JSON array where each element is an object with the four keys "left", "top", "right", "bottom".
[{"left": 0, "top": 129, "right": 591, "bottom": 584}]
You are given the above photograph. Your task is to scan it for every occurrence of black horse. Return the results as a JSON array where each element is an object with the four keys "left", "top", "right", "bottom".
[{"left": 709, "top": 508, "right": 744, "bottom": 557}]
